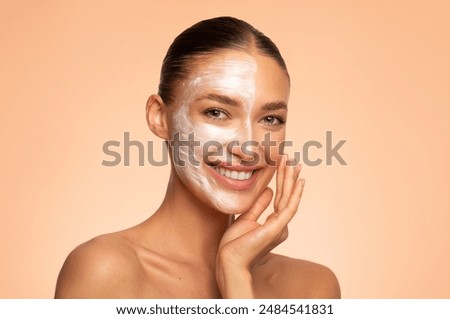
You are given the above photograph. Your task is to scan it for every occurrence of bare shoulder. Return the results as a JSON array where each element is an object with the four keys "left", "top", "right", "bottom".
[
  {"left": 55, "top": 233, "right": 140, "bottom": 298},
  {"left": 254, "top": 254, "right": 341, "bottom": 299}
]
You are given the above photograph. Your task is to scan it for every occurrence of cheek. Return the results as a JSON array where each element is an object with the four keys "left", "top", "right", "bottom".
[
  {"left": 195, "top": 124, "right": 240, "bottom": 145},
  {"left": 259, "top": 131, "right": 286, "bottom": 166},
  {"left": 190, "top": 122, "right": 254, "bottom": 164}
]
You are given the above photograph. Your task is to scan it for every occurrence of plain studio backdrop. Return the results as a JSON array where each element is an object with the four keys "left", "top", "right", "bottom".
[{"left": 1, "top": 0, "right": 449, "bottom": 298}]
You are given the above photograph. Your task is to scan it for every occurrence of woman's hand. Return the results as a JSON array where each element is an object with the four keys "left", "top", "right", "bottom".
[{"left": 216, "top": 155, "right": 305, "bottom": 298}]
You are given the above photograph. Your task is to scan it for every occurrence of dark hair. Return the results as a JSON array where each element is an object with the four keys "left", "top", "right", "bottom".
[{"left": 158, "top": 16, "right": 289, "bottom": 105}]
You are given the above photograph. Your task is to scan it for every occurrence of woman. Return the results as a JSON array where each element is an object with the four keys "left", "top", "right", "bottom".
[{"left": 55, "top": 16, "right": 340, "bottom": 299}]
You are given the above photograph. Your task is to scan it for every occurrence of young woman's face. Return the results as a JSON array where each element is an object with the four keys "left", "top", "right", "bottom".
[{"left": 168, "top": 49, "right": 290, "bottom": 214}]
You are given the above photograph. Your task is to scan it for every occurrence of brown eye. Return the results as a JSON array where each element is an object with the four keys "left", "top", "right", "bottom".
[
  {"left": 261, "top": 115, "right": 285, "bottom": 126},
  {"left": 209, "top": 109, "right": 221, "bottom": 117},
  {"left": 265, "top": 116, "right": 276, "bottom": 123},
  {"left": 204, "top": 108, "right": 229, "bottom": 120}
]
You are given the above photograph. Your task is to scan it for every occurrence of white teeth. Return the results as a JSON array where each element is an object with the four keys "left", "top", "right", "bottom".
[{"left": 213, "top": 166, "right": 254, "bottom": 180}]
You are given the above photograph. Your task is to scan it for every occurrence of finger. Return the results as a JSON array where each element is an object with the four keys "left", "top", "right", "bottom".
[
  {"left": 274, "top": 154, "right": 287, "bottom": 210},
  {"left": 239, "top": 187, "right": 273, "bottom": 222},
  {"left": 233, "top": 183, "right": 301, "bottom": 264},
  {"left": 247, "top": 225, "right": 290, "bottom": 264},
  {"left": 277, "top": 178, "right": 305, "bottom": 225},
  {"left": 276, "top": 158, "right": 298, "bottom": 211},
  {"left": 240, "top": 211, "right": 293, "bottom": 263},
  {"left": 264, "top": 177, "right": 304, "bottom": 230}
]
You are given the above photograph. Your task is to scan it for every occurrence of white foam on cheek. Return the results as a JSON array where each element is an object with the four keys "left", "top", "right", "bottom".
[
  {"left": 172, "top": 106, "right": 238, "bottom": 211},
  {"left": 171, "top": 57, "right": 257, "bottom": 213}
]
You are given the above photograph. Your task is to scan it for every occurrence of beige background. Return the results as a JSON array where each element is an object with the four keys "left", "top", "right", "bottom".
[{"left": 1, "top": 0, "right": 449, "bottom": 298}]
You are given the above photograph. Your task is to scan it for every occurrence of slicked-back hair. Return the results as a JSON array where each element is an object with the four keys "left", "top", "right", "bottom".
[{"left": 158, "top": 16, "right": 289, "bottom": 106}]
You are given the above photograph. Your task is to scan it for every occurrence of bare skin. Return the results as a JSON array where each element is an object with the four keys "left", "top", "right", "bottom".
[
  {"left": 55, "top": 50, "right": 340, "bottom": 299},
  {"left": 55, "top": 161, "right": 340, "bottom": 298}
]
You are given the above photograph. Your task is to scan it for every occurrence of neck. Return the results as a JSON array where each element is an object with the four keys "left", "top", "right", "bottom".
[{"left": 142, "top": 167, "right": 232, "bottom": 269}]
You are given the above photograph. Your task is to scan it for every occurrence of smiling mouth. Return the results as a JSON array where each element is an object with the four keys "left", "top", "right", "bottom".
[{"left": 212, "top": 166, "right": 254, "bottom": 180}]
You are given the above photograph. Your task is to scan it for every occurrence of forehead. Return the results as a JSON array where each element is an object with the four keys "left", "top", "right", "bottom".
[
  {"left": 178, "top": 50, "right": 290, "bottom": 104},
  {"left": 184, "top": 51, "right": 256, "bottom": 93}
]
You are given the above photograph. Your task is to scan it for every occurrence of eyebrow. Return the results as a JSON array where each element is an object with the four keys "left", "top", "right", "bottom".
[
  {"left": 196, "top": 93, "right": 240, "bottom": 107},
  {"left": 261, "top": 101, "right": 288, "bottom": 111},
  {"left": 197, "top": 93, "right": 288, "bottom": 111}
]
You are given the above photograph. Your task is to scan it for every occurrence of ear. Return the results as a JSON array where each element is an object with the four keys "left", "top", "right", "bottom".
[{"left": 146, "top": 94, "right": 170, "bottom": 140}]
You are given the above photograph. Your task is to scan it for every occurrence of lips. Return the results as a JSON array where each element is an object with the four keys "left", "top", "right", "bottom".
[
  {"left": 207, "top": 162, "right": 261, "bottom": 191},
  {"left": 213, "top": 166, "right": 253, "bottom": 180}
]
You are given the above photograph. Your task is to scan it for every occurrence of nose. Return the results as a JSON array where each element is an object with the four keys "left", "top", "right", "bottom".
[
  {"left": 227, "top": 140, "right": 258, "bottom": 161},
  {"left": 225, "top": 124, "right": 262, "bottom": 165}
]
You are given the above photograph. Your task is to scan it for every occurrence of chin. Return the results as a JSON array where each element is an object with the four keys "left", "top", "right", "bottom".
[
  {"left": 207, "top": 190, "right": 262, "bottom": 215},
  {"left": 214, "top": 204, "right": 247, "bottom": 215}
]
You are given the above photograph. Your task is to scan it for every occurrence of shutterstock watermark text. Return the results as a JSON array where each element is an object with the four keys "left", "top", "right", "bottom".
[{"left": 101, "top": 131, "right": 347, "bottom": 167}]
